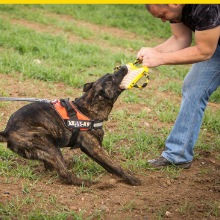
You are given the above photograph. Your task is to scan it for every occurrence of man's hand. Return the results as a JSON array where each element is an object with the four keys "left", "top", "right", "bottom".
[
  {"left": 142, "top": 50, "right": 164, "bottom": 67},
  {"left": 137, "top": 47, "right": 154, "bottom": 62},
  {"left": 137, "top": 47, "right": 164, "bottom": 67}
]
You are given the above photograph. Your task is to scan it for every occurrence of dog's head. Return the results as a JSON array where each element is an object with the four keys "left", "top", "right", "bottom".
[{"left": 83, "top": 65, "right": 128, "bottom": 105}]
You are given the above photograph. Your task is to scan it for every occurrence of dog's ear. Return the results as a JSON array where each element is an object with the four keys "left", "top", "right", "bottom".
[
  {"left": 104, "top": 89, "right": 114, "bottom": 99},
  {"left": 92, "top": 90, "right": 104, "bottom": 105},
  {"left": 83, "top": 82, "right": 94, "bottom": 92}
]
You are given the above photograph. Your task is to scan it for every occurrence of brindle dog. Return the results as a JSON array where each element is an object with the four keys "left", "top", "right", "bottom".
[{"left": 0, "top": 66, "right": 141, "bottom": 186}]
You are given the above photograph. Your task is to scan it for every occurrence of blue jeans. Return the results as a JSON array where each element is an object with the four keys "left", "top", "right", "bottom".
[{"left": 162, "top": 45, "right": 220, "bottom": 164}]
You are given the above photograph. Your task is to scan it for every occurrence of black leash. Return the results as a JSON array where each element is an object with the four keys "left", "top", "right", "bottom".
[{"left": 0, "top": 97, "right": 51, "bottom": 103}]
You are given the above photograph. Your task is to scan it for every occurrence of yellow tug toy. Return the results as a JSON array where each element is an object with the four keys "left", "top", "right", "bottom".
[{"left": 119, "top": 59, "right": 149, "bottom": 90}]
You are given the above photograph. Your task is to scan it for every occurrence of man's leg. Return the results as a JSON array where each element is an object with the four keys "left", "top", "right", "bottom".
[{"left": 148, "top": 45, "right": 220, "bottom": 168}]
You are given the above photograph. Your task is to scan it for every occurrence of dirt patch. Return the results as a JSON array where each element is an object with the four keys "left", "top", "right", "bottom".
[{"left": 1, "top": 151, "right": 220, "bottom": 220}]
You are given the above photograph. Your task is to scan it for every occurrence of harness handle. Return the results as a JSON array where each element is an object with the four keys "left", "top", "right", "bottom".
[{"left": 60, "top": 98, "right": 76, "bottom": 117}]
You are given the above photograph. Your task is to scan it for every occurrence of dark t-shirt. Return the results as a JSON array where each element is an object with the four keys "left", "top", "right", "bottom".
[{"left": 170, "top": 4, "right": 220, "bottom": 45}]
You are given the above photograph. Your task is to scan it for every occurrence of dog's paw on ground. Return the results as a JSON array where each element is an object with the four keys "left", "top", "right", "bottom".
[
  {"left": 91, "top": 182, "right": 117, "bottom": 191},
  {"left": 77, "top": 179, "right": 97, "bottom": 187},
  {"left": 123, "top": 175, "right": 142, "bottom": 186}
]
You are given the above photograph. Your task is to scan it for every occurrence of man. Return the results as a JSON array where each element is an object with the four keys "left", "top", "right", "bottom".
[{"left": 137, "top": 4, "right": 220, "bottom": 169}]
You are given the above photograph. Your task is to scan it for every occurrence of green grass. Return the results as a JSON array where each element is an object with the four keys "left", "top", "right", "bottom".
[
  {"left": 202, "top": 108, "right": 220, "bottom": 134},
  {"left": 0, "top": 17, "right": 134, "bottom": 87},
  {"left": 155, "top": 98, "right": 180, "bottom": 123},
  {"left": 0, "top": 143, "right": 15, "bottom": 160},
  {"left": 156, "top": 65, "right": 190, "bottom": 80},
  {"left": 12, "top": 4, "right": 172, "bottom": 39},
  {"left": 71, "top": 154, "right": 105, "bottom": 180},
  {"left": 0, "top": 194, "right": 86, "bottom": 220},
  {"left": 209, "top": 87, "right": 220, "bottom": 103},
  {"left": 158, "top": 81, "right": 182, "bottom": 96}
]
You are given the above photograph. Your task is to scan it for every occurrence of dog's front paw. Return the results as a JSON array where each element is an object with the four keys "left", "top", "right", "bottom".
[
  {"left": 126, "top": 175, "right": 141, "bottom": 186},
  {"left": 69, "top": 176, "right": 97, "bottom": 187}
]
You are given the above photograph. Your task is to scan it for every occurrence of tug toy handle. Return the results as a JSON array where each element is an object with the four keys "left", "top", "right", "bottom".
[
  {"left": 129, "top": 59, "right": 149, "bottom": 89},
  {"left": 133, "top": 59, "right": 140, "bottom": 65}
]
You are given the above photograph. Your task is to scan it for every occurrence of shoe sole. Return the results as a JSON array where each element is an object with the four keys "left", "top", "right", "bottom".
[
  {"left": 148, "top": 162, "right": 192, "bottom": 169},
  {"left": 175, "top": 163, "right": 191, "bottom": 169}
]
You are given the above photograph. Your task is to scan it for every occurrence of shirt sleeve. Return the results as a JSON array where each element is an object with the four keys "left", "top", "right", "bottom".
[{"left": 193, "top": 4, "right": 220, "bottom": 31}]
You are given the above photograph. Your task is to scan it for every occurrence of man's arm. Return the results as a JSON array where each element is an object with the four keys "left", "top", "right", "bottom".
[
  {"left": 160, "top": 25, "right": 220, "bottom": 65},
  {"left": 154, "top": 22, "right": 192, "bottom": 52},
  {"left": 137, "top": 22, "right": 192, "bottom": 60},
  {"left": 140, "top": 25, "right": 220, "bottom": 67}
]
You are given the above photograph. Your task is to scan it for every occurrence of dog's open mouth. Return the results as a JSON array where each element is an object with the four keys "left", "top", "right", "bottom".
[
  {"left": 117, "top": 86, "right": 126, "bottom": 93},
  {"left": 113, "top": 65, "right": 128, "bottom": 93}
]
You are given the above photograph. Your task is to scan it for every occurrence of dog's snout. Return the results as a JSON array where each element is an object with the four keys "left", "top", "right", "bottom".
[
  {"left": 121, "top": 65, "right": 128, "bottom": 71},
  {"left": 112, "top": 65, "right": 128, "bottom": 81},
  {"left": 121, "top": 65, "right": 128, "bottom": 76}
]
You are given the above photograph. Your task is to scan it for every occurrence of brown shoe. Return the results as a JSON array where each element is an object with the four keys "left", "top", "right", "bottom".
[{"left": 147, "top": 156, "right": 192, "bottom": 169}]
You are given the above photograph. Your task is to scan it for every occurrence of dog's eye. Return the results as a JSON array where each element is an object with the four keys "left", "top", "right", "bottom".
[{"left": 112, "top": 76, "right": 116, "bottom": 82}]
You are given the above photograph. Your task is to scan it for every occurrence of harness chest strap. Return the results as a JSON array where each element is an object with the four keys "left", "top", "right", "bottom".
[{"left": 53, "top": 98, "right": 103, "bottom": 131}]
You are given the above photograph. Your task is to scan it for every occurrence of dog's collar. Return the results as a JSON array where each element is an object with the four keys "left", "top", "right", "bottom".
[{"left": 53, "top": 98, "right": 103, "bottom": 131}]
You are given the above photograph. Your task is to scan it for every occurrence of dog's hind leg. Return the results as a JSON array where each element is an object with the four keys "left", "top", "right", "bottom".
[
  {"left": 0, "top": 132, "right": 8, "bottom": 142},
  {"left": 7, "top": 133, "right": 95, "bottom": 186},
  {"left": 43, "top": 160, "right": 55, "bottom": 171},
  {"left": 40, "top": 149, "right": 95, "bottom": 186},
  {"left": 42, "top": 149, "right": 95, "bottom": 186}
]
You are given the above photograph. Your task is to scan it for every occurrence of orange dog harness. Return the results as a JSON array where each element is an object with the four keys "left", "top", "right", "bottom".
[{"left": 53, "top": 98, "right": 103, "bottom": 131}]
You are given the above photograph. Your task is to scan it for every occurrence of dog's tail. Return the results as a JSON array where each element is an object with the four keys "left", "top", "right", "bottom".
[{"left": 0, "top": 132, "right": 8, "bottom": 142}]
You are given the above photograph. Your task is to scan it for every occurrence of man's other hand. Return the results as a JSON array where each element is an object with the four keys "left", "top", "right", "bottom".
[{"left": 137, "top": 47, "right": 164, "bottom": 68}]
